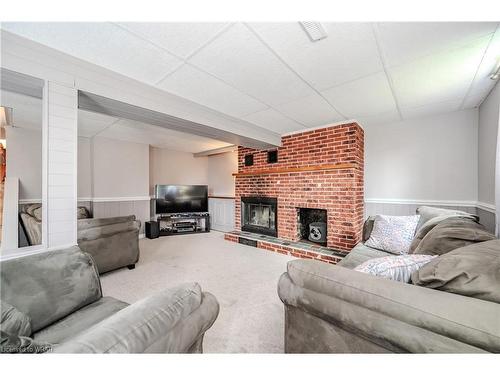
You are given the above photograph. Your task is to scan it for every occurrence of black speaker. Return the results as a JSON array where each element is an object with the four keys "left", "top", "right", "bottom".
[{"left": 145, "top": 221, "right": 160, "bottom": 239}]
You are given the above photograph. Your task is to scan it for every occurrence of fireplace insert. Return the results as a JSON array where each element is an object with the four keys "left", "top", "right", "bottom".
[{"left": 241, "top": 197, "right": 278, "bottom": 237}]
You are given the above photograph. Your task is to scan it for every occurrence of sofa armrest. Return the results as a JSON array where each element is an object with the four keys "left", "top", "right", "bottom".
[
  {"left": 52, "top": 283, "right": 219, "bottom": 353},
  {"left": 77, "top": 220, "right": 140, "bottom": 241},
  {"left": 278, "top": 259, "right": 500, "bottom": 353},
  {"left": 78, "top": 215, "right": 137, "bottom": 230}
]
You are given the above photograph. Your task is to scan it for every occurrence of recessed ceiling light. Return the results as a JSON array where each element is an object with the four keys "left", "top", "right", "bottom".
[{"left": 299, "top": 22, "right": 328, "bottom": 42}]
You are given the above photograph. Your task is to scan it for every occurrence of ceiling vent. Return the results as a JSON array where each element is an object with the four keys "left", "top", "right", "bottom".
[{"left": 299, "top": 22, "right": 328, "bottom": 42}]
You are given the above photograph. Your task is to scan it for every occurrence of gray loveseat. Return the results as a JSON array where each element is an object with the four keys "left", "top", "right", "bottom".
[
  {"left": 278, "top": 209, "right": 500, "bottom": 353},
  {"left": 19, "top": 204, "right": 140, "bottom": 274},
  {"left": 1, "top": 246, "right": 219, "bottom": 353},
  {"left": 77, "top": 215, "right": 141, "bottom": 274}
]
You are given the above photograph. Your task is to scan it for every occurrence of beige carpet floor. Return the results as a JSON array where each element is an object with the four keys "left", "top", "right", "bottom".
[{"left": 100, "top": 231, "right": 293, "bottom": 353}]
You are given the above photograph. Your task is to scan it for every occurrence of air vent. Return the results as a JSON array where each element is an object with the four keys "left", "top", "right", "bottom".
[{"left": 299, "top": 22, "right": 328, "bottom": 42}]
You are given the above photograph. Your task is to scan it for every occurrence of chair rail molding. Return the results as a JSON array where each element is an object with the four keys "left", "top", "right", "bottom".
[
  {"left": 365, "top": 198, "right": 496, "bottom": 213},
  {"left": 78, "top": 196, "right": 151, "bottom": 202}
]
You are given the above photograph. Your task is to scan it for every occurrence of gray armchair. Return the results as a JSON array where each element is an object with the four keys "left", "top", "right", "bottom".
[
  {"left": 0, "top": 246, "right": 219, "bottom": 353},
  {"left": 77, "top": 215, "right": 141, "bottom": 274}
]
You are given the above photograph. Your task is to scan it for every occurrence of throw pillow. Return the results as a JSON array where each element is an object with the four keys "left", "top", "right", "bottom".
[
  {"left": 413, "top": 217, "right": 495, "bottom": 256},
  {"left": 0, "top": 301, "right": 31, "bottom": 337},
  {"left": 409, "top": 213, "right": 479, "bottom": 254},
  {"left": 415, "top": 206, "right": 477, "bottom": 233},
  {"left": 354, "top": 254, "right": 437, "bottom": 283},
  {"left": 362, "top": 216, "right": 375, "bottom": 242},
  {"left": 365, "top": 214, "right": 420, "bottom": 254},
  {"left": 411, "top": 239, "right": 500, "bottom": 304}
]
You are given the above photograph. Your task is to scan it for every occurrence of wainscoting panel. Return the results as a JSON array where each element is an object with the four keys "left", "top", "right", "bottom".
[
  {"left": 209, "top": 197, "right": 235, "bottom": 233},
  {"left": 365, "top": 200, "right": 495, "bottom": 234},
  {"left": 477, "top": 207, "right": 496, "bottom": 234},
  {"left": 78, "top": 199, "right": 150, "bottom": 235}
]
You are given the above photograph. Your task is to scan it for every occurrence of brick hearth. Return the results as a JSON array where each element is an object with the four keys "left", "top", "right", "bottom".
[{"left": 230, "top": 122, "right": 364, "bottom": 253}]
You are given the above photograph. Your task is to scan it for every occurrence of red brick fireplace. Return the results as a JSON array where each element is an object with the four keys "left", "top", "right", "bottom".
[{"left": 226, "top": 122, "right": 364, "bottom": 257}]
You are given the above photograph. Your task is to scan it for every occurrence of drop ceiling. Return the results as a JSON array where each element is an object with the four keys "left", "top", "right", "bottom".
[{"left": 1, "top": 22, "right": 499, "bottom": 131}]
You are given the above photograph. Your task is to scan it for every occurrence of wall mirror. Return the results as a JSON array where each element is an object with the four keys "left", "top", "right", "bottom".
[{"left": 0, "top": 68, "right": 45, "bottom": 255}]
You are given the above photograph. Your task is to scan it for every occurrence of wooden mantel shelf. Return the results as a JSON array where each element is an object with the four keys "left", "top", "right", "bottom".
[{"left": 232, "top": 163, "right": 357, "bottom": 177}]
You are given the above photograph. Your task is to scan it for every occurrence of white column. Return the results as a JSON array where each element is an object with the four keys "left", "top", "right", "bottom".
[{"left": 47, "top": 82, "right": 78, "bottom": 249}]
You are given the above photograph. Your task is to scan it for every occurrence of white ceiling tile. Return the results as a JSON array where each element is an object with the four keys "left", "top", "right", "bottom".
[
  {"left": 401, "top": 99, "right": 462, "bottom": 119},
  {"left": 2, "top": 22, "right": 183, "bottom": 84},
  {"left": 78, "top": 110, "right": 118, "bottom": 137},
  {"left": 157, "top": 64, "right": 267, "bottom": 117},
  {"left": 389, "top": 36, "right": 491, "bottom": 108},
  {"left": 275, "top": 94, "right": 344, "bottom": 127},
  {"left": 321, "top": 72, "right": 397, "bottom": 117},
  {"left": 377, "top": 22, "right": 498, "bottom": 67},
  {"left": 464, "top": 30, "right": 500, "bottom": 104},
  {"left": 189, "top": 23, "right": 315, "bottom": 106},
  {"left": 244, "top": 108, "right": 305, "bottom": 134},
  {"left": 249, "top": 22, "right": 383, "bottom": 91},
  {"left": 355, "top": 110, "right": 401, "bottom": 128},
  {"left": 117, "top": 22, "right": 229, "bottom": 58}
]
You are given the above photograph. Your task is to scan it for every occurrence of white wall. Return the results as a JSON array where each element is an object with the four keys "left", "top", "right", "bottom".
[
  {"left": 77, "top": 137, "right": 92, "bottom": 199},
  {"left": 478, "top": 81, "right": 500, "bottom": 206},
  {"left": 6, "top": 127, "right": 42, "bottom": 201},
  {"left": 92, "top": 137, "right": 149, "bottom": 198},
  {"left": 207, "top": 151, "right": 238, "bottom": 196},
  {"left": 364, "top": 109, "right": 478, "bottom": 202},
  {"left": 149, "top": 147, "right": 208, "bottom": 194}
]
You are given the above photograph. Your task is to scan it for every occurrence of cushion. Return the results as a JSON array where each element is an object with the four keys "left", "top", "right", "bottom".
[
  {"left": 365, "top": 214, "right": 420, "bottom": 255},
  {"left": 32, "top": 205, "right": 43, "bottom": 221},
  {"left": 412, "top": 240, "right": 500, "bottom": 303},
  {"left": 22, "top": 203, "right": 42, "bottom": 218},
  {"left": 0, "top": 246, "right": 102, "bottom": 332},
  {"left": 362, "top": 216, "right": 375, "bottom": 242},
  {"left": 409, "top": 212, "right": 479, "bottom": 254},
  {"left": 413, "top": 217, "right": 496, "bottom": 256},
  {"left": 338, "top": 243, "right": 391, "bottom": 269},
  {"left": 34, "top": 297, "right": 128, "bottom": 344},
  {"left": 355, "top": 254, "right": 437, "bottom": 283},
  {"left": 0, "top": 301, "right": 31, "bottom": 337},
  {"left": 415, "top": 206, "right": 477, "bottom": 232},
  {"left": 19, "top": 213, "right": 42, "bottom": 246}
]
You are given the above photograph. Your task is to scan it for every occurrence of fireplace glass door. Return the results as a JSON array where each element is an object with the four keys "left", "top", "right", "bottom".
[
  {"left": 241, "top": 197, "right": 277, "bottom": 237},
  {"left": 248, "top": 204, "right": 274, "bottom": 228}
]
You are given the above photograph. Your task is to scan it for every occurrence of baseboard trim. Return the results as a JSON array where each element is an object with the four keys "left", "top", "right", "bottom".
[{"left": 365, "top": 199, "right": 496, "bottom": 213}]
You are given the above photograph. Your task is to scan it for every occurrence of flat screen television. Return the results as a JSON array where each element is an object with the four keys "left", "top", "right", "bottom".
[{"left": 155, "top": 184, "right": 208, "bottom": 214}]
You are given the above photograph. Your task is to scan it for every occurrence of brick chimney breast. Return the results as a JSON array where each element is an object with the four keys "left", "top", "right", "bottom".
[{"left": 234, "top": 122, "right": 364, "bottom": 251}]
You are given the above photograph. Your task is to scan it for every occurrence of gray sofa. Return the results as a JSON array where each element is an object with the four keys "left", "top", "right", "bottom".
[
  {"left": 19, "top": 204, "right": 140, "bottom": 274},
  {"left": 77, "top": 215, "right": 141, "bottom": 274},
  {"left": 278, "top": 211, "right": 500, "bottom": 353},
  {"left": 1, "top": 246, "right": 219, "bottom": 353}
]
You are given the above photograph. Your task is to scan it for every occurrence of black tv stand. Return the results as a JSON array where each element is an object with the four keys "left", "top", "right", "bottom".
[{"left": 157, "top": 212, "right": 210, "bottom": 236}]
